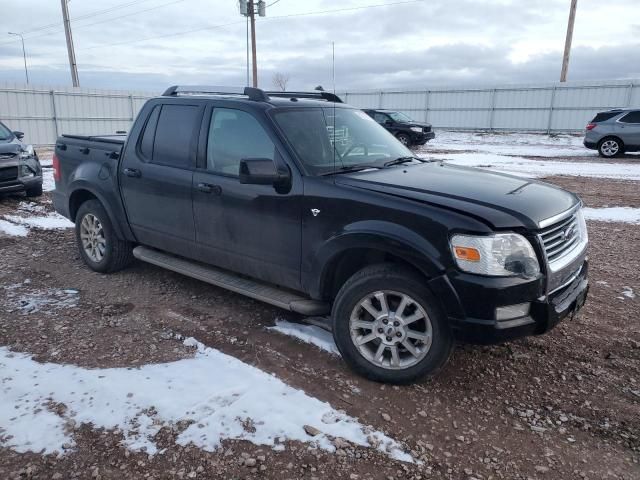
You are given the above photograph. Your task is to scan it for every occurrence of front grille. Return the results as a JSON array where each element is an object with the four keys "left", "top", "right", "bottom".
[
  {"left": 0, "top": 166, "right": 18, "bottom": 182},
  {"left": 0, "top": 153, "right": 16, "bottom": 160},
  {"left": 539, "top": 213, "right": 580, "bottom": 262}
]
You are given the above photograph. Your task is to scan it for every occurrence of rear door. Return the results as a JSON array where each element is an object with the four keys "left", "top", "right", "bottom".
[
  {"left": 617, "top": 111, "right": 640, "bottom": 149},
  {"left": 120, "top": 102, "right": 203, "bottom": 256},
  {"left": 192, "top": 104, "right": 302, "bottom": 290}
]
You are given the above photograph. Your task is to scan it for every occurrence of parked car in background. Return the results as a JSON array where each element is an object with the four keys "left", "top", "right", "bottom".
[
  {"left": 0, "top": 121, "right": 43, "bottom": 197},
  {"left": 53, "top": 86, "right": 589, "bottom": 384},
  {"left": 363, "top": 109, "right": 435, "bottom": 146},
  {"left": 584, "top": 108, "right": 640, "bottom": 158}
]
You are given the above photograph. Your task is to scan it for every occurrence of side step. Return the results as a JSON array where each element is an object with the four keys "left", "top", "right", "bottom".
[{"left": 133, "top": 246, "right": 330, "bottom": 316}]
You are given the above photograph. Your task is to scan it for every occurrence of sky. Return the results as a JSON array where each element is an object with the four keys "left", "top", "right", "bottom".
[{"left": 0, "top": 0, "right": 639, "bottom": 93}]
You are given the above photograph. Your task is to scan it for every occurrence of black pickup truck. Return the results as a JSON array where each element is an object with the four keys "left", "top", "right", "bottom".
[{"left": 53, "top": 86, "right": 589, "bottom": 383}]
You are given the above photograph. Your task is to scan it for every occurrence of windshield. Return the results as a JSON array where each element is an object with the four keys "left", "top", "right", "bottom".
[
  {"left": 0, "top": 122, "right": 12, "bottom": 141},
  {"left": 388, "top": 111, "right": 413, "bottom": 123},
  {"left": 274, "top": 107, "right": 414, "bottom": 175}
]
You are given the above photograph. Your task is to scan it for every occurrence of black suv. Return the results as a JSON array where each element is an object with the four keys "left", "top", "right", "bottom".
[
  {"left": 52, "top": 86, "right": 589, "bottom": 384},
  {"left": 363, "top": 109, "right": 435, "bottom": 146},
  {"left": 0, "top": 121, "right": 43, "bottom": 197}
]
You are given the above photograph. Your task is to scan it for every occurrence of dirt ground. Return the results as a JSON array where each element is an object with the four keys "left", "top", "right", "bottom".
[{"left": 1, "top": 156, "right": 639, "bottom": 479}]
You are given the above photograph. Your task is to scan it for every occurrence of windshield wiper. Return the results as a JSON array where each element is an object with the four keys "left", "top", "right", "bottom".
[
  {"left": 320, "top": 164, "right": 383, "bottom": 176},
  {"left": 383, "top": 156, "right": 426, "bottom": 167}
]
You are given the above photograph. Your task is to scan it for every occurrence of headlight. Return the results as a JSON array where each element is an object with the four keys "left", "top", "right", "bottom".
[
  {"left": 20, "top": 164, "right": 36, "bottom": 177},
  {"left": 450, "top": 233, "right": 540, "bottom": 277},
  {"left": 19, "top": 144, "right": 35, "bottom": 159},
  {"left": 410, "top": 126, "right": 423, "bottom": 133}
]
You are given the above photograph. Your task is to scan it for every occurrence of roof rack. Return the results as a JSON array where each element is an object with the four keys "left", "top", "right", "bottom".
[
  {"left": 265, "top": 91, "right": 343, "bottom": 103},
  {"left": 162, "top": 85, "right": 269, "bottom": 102},
  {"left": 161, "top": 86, "right": 343, "bottom": 104}
]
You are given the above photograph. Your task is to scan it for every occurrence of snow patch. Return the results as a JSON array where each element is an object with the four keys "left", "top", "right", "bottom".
[
  {"left": 421, "top": 152, "right": 640, "bottom": 181},
  {"left": 4, "top": 213, "right": 73, "bottom": 230},
  {"left": 622, "top": 287, "right": 636, "bottom": 299},
  {"left": 428, "top": 131, "right": 591, "bottom": 158},
  {"left": 583, "top": 207, "right": 640, "bottom": 224},
  {"left": 0, "top": 219, "right": 28, "bottom": 237},
  {"left": 0, "top": 337, "right": 412, "bottom": 462},
  {"left": 2, "top": 286, "right": 79, "bottom": 315},
  {"left": 268, "top": 319, "right": 340, "bottom": 356}
]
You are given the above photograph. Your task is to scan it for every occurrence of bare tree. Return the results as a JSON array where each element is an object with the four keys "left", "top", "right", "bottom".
[{"left": 272, "top": 72, "right": 290, "bottom": 91}]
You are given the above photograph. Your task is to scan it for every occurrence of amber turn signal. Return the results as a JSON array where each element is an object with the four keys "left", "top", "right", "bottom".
[{"left": 453, "top": 246, "right": 481, "bottom": 262}]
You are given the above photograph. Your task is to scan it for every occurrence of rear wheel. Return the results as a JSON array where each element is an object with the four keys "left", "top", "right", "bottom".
[
  {"left": 332, "top": 264, "right": 454, "bottom": 384},
  {"left": 598, "top": 137, "right": 623, "bottom": 158},
  {"left": 75, "top": 199, "right": 133, "bottom": 273},
  {"left": 396, "top": 133, "right": 411, "bottom": 146}
]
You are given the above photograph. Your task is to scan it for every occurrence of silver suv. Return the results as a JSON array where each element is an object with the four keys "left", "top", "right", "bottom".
[{"left": 584, "top": 108, "right": 640, "bottom": 158}]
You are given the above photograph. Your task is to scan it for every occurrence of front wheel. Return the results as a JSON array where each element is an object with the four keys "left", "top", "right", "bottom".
[
  {"left": 396, "top": 133, "right": 411, "bottom": 146},
  {"left": 332, "top": 264, "right": 454, "bottom": 384},
  {"left": 75, "top": 199, "right": 133, "bottom": 273}
]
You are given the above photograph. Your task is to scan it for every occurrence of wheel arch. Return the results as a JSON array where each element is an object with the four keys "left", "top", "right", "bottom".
[
  {"left": 309, "top": 222, "right": 447, "bottom": 301},
  {"left": 68, "top": 183, "right": 129, "bottom": 241},
  {"left": 598, "top": 135, "right": 625, "bottom": 149}
]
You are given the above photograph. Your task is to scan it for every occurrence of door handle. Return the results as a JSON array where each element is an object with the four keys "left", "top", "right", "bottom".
[
  {"left": 197, "top": 183, "right": 221, "bottom": 195},
  {"left": 123, "top": 168, "right": 141, "bottom": 178}
]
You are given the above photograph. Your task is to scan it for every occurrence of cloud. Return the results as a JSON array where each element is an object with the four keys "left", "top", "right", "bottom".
[{"left": 0, "top": 0, "right": 638, "bottom": 91}]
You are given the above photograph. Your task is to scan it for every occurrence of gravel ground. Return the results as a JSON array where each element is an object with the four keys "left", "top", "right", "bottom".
[{"left": 1, "top": 142, "right": 639, "bottom": 479}]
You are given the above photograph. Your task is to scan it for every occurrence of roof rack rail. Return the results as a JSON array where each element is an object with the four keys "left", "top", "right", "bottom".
[
  {"left": 265, "top": 91, "right": 343, "bottom": 103},
  {"left": 161, "top": 85, "right": 269, "bottom": 102}
]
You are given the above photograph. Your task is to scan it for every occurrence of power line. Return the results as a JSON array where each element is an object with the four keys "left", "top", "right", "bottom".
[
  {"left": 19, "top": 0, "right": 162, "bottom": 36},
  {"left": 0, "top": 0, "right": 184, "bottom": 47},
  {"left": 79, "top": 0, "right": 425, "bottom": 51}
]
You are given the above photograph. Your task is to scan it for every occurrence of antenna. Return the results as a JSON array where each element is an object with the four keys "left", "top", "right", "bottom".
[{"left": 332, "top": 41, "right": 336, "bottom": 94}]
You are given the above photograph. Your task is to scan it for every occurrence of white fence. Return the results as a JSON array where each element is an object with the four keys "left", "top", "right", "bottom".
[
  {"left": 1, "top": 79, "right": 639, "bottom": 145},
  {"left": 340, "top": 79, "right": 640, "bottom": 133},
  {"left": 0, "top": 82, "right": 155, "bottom": 145}
]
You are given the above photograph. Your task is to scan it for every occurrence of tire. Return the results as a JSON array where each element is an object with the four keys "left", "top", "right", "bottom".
[
  {"left": 332, "top": 263, "right": 454, "bottom": 384},
  {"left": 396, "top": 133, "right": 411, "bottom": 146},
  {"left": 75, "top": 199, "right": 133, "bottom": 273},
  {"left": 25, "top": 183, "right": 43, "bottom": 198},
  {"left": 598, "top": 137, "right": 624, "bottom": 158}
]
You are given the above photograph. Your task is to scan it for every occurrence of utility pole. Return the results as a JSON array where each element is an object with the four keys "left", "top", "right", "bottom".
[
  {"left": 560, "top": 0, "right": 578, "bottom": 82},
  {"left": 239, "top": 0, "right": 265, "bottom": 88},
  {"left": 8, "top": 32, "right": 29, "bottom": 84},
  {"left": 61, "top": 0, "right": 80, "bottom": 87}
]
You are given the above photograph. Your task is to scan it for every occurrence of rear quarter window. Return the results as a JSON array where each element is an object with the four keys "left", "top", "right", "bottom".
[{"left": 591, "top": 111, "right": 621, "bottom": 123}]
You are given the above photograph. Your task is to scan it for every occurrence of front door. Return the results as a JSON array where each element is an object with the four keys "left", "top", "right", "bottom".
[
  {"left": 617, "top": 111, "right": 640, "bottom": 148},
  {"left": 120, "top": 102, "right": 202, "bottom": 256},
  {"left": 192, "top": 106, "right": 302, "bottom": 290}
]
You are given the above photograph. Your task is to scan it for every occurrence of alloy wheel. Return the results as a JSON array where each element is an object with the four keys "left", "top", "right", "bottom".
[
  {"left": 601, "top": 140, "right": 619, "bottom": 157},
  {"left": 80, "top": 213, "right": 106, "bottom": 263},
  {"left": 349, "top": 290, "right": 433, "bottom": 370}
]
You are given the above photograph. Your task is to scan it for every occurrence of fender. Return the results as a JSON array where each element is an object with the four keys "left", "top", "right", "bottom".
[
  {"left": 308, "top": 220, "right": 448, "bottom": 300},
  {"left": 68, "top": 175, "right": 136, "bottom": 242}
]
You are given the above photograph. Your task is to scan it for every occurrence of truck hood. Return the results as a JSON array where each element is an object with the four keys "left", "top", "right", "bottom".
[
  {"left": 398, "top": 121, "right": 431, "bottom": 128},
  {"left": 337, "top": 162, "right": 579, "bottom": 229}
]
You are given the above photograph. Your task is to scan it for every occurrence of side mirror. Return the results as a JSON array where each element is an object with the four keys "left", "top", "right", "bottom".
[
  {"left": 239, "top": 158, "right": 289, "bottom": 186},
  {"left": 13, "top": 131, "right": 24, "bottom": 140},
  {"left": 384, "top": 120, "right": 393, "bottom": 126}
]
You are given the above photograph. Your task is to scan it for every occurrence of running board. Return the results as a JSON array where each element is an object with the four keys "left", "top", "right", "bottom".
[{"left": 133, "top": 246, "right": 330, "bottom": 316}]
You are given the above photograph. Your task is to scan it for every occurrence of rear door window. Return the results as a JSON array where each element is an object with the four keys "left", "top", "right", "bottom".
[
  {"left": 374, "top": 113, "right": 389, "bottom": 124},
  {"left": 619, "top": 111, "right": 640, "bottom": 124},
  {"left": 151, "top": 104, "right": 200, "bottom": 168}
]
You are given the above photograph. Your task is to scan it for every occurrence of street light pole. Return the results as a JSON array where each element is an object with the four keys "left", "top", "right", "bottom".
[
  {"left": 8, "top": 32, "right": 29, "bottom": 84},
  {"left": 61, "top": 0, "right": 80, "bottom": 87}
]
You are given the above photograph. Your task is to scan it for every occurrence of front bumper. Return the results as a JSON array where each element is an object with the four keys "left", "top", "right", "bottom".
[
  {"left": 434, "top": 260, "right": 589, "bottom": 344},
  {"left": 0, "top": 175, "right": 42, "bottom": 194},
  {"left": 412, "top": 131, "right": 435, "bottom": 145}
]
